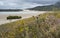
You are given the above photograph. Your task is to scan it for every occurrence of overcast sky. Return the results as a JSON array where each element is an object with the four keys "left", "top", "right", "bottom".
[{"left": 0, "top": 0, "right": 59, "bottom": 9}]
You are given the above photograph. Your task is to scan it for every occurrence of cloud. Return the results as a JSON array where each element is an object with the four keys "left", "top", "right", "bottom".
[
  {"left": 0, "top": 0, "right": 59, "bottom": 9},
  {"left": 0, "top": 1, "right": 4, "bottom": 6},
  {"left": 25, "top": 0, "right": 59, "bottom": 4},
  {"left": 8, "top": 3, "right": 17, "bottom": 6}
]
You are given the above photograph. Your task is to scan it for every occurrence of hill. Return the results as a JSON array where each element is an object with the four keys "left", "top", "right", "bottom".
[
  {"left": 0, "top": 9, "right": 23, "bottom": 12},
  {"left": 0, "top": 11, "right": 60, "bottom": 38},
  {"left": 28, "top": 2, "right": 60, "bottom": 11}
]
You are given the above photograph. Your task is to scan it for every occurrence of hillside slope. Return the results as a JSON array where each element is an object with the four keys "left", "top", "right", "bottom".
[
  {"left": 28, "top": 2, "right": 60, "bottom": 11},
  {"left": 0, "top": 11, "right": 60, "bottom": 38}
]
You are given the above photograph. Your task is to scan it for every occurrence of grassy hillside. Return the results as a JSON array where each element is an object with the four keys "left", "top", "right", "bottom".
[
  {"left": 28, "top": 2, "right": 60, "bottom": 11},
  {"left": 0, "top": 11, "right": 60, "bottom": 38},
  {"left": 28, "top": 6, "right": 60, "bottom": 11}
]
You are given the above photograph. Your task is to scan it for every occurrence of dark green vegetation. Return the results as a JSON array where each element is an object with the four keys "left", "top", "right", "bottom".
[
  {"left": 0, "top": 11, "right": 60, "bottom": 38},
  {"left": 7, "top": 16, "right": 22, "bottom": 20},
  {"left": 0, "top": 9, "right": 23, "bottom": 12},
  {"left": 28, "top": 2, "right": 60, "bottom": 11}
]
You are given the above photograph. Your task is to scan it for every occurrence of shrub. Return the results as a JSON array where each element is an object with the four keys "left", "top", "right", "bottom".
[{"left": 7, "top": 16, "right": 22, "bottom": 20}]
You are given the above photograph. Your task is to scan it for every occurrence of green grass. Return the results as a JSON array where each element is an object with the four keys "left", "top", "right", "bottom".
[{"left": 0, "top": 11, "right": 60, "bottom": 38}]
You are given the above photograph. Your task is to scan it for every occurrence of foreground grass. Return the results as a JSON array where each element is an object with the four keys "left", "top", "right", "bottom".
[{"left": 0, "top": 11, "right": 60, "bottom": 38}]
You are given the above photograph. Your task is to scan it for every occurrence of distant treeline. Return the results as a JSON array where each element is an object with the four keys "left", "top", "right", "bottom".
[
  {"left": 7, "top": 16, "right": 22, "bottom": 20},
  {"left": 0, "top": 9, "right": 23, "bottom": 12}
]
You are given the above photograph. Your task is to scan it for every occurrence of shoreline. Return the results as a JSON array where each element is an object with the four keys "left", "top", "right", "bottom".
[{"left": 0, "top": 10, "right": 46, "bottom": 25}]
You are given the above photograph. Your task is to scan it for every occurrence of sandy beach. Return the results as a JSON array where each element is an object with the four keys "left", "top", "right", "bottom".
[{"left": 0, "top": 10, "right": 46, "bottom": 25}]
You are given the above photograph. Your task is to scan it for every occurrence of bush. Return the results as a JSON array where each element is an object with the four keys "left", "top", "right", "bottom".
[{"left": 7, "top": 16, "right": 22, "bottom": 20}]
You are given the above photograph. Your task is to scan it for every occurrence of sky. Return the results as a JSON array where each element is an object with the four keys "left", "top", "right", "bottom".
[{"left": 0, "top": 0, "right": 59, "bottom": 9}]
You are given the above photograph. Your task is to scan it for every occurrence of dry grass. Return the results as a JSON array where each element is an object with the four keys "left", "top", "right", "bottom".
[{"left": 0, "top": 11, "right": 60, "bottom": 38}]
